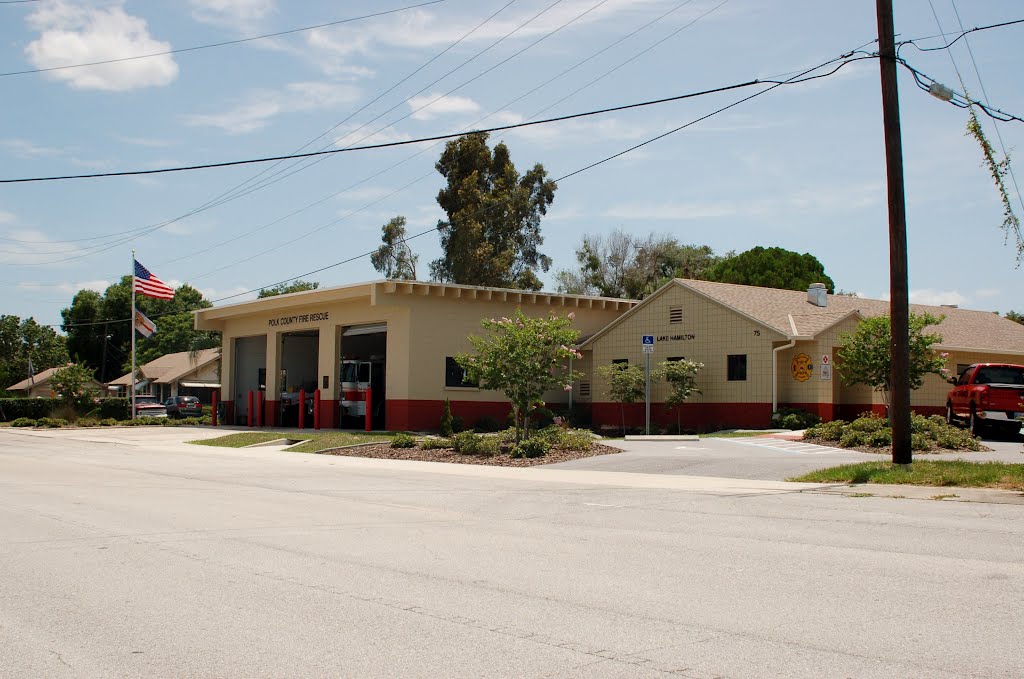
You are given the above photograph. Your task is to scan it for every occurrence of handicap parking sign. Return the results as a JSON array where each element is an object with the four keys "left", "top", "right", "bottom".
[{"left": 642, "top": 335, "right": 655, "bottom": 345}]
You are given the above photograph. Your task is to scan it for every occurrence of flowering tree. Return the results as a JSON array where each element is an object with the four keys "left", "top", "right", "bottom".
[
  {"left": 49, "top": 364, "right": 98, "bottom": 412},
  {"left": 456, "top": 309, "right": 581, "bottom": 442},
  {"left": 658, "top": 359, "right": 703, "bottom": 432},
  {"left": 837, "top": 312, "right": 948, "bottom": 411},
  {"left": 596, "top": 363, "right": 646, "bottom": 436}
]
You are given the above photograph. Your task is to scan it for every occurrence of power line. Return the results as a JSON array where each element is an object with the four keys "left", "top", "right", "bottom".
[
  {"left": 898, "top": 58, "right": 1024, "bottom": 123},
  {"left": 897, "top": 17, "right": 1024, "bottom": 54},
  {"left": 0, "top": 81, "right": 766, "bottom": 185},
  {"left": 0, "top": 1, "right": 447, "bottom": 78}
]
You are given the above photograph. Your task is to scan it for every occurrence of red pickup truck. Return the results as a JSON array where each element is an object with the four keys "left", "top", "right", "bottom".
[{"left": 946, "top": 363, "right": 1024, "bottom": 436}]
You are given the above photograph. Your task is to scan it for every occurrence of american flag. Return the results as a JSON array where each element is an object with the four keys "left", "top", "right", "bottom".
[{"left": 133, "top": 259, "right": 174, "bottom": 300}]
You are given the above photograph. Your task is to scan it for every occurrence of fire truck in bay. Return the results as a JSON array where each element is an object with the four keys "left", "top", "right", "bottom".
[{"left": 340, "top": 357, "right": 385, "bottom": 426}]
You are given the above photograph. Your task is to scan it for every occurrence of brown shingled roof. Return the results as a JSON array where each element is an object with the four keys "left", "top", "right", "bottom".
[
  {"left": 679, "top": 279, "right": 1024, "bottom": 355},
  {"left": 108, "top": 348, "right": 220, "bottom": 387}
]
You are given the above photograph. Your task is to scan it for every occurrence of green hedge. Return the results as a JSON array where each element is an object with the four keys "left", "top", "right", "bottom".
[
  {"left": 94, "top": 398, "right": 130, "bottom": 421},
  {"left": 0, "top": 398, "right": 54, "bottom": 422}
]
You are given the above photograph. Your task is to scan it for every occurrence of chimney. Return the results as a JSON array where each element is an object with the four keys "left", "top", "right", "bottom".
[{"left": 807, "top": 282, "right": 827, "bottom": 308}]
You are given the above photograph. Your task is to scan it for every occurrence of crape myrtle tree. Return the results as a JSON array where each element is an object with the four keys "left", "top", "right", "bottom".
[
  {"left": 659, "top": 358, "right": 703, "bottom": 433},
  {"left": 596, "top": 362, "right": 646, "bottom": 436},
  {"left": 456, "top": 309, "right": 581, "bottom": 443},
  {"left": 837, "top": 312, "right": 948, "bottom": 415},
  {"left": 48, "top": 364, "right": 99, "bottom": 412},
  {"left": 430, "top": 132, "right": 556, "bottom": 290}
]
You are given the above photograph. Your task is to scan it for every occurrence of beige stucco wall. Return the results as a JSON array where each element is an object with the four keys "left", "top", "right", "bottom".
[
  {"left": 197, "top": 283, "right": 629, "bottom": 407},
  {"left": 587, "top": 284, "right": 785, "bottom": 405}
]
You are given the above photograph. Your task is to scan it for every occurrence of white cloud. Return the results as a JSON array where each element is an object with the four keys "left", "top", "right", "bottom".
[
  {"left": 0, "top": 138, "right": 65, "bottom": 158},
  {"left": 408, "top": 93, "right": 481, "bottom": 121},
  {"left": 909, "top": 289, "right": 968, "bottom": 307},
  {"left": 974, "top": 288, "right": 1001, "bottom": 299},
  {"left": 189, "top": 0, "right": 274, "bottom": 31},
  {"left": 0, "top": 211, "right": 15, "bottom": 225},
  {"left": 332, "top": 124, "right": 412, "bottom": 149},
  {"left": 25, "top": 1, "right": 178, "bottom": 91},
  {"left": 185, "top": 81, "right": 361, "bottom": 134},
  {"left": 18, "top": 279, "right": 109, "bottom": 294}
]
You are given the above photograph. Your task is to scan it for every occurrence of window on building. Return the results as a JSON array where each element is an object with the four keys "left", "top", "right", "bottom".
[
  {"left": 445, "top": 357, "right": 475, "bottom": 388},
  {"left": 727, "top": 354, "right": 747, "bottom": 381},
  {"left": 612, "top": 358, "right": 628, "bottom": 365},
  {"left": 669, "top": 306, "right": 683, "bottom": 324},
  {"left": 667, "top": 356, "right": 685, "bottom": 362}
]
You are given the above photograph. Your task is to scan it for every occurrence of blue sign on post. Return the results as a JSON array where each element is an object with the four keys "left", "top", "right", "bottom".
[{"left": 642, "top": 335, "right": 655, "bottom": 345}]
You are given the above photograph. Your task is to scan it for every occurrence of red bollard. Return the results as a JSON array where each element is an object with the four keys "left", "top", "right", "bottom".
[
  {"left": 256, "top": 391, "right": 264, "bottom": 427},
  {"left": 247, "top": 390, "right": 254, "bottom": 428},
  {"left": 211, "top": 392, "right": 218, "bottom": 427},
  {"left": 365, "top": 387, "right": 373, "bottom": 432},
  {"left": 314, "top": 389, "right": 321, "bottom": 430},
  {"left": 298, "top": 389, "right": 305, "bottom": 429}
]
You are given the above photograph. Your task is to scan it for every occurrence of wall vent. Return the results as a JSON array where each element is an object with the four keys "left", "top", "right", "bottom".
[
  {"left": 669, "top": 306, "right": 683, "bottom": 324},
  {"left": 579, "top": 382, "right": 591, "bottom": 398}
]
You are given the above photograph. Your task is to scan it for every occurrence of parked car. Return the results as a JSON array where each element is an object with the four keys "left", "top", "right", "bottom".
[
  {"left": 164, "top": 395, "right": 203, "bottom": 419},
  {"left": 134, "top": 395, "right": 168, "bottom": 418},
  {"left": 946, "top": 363, "right": 1024, "bottom": 436}
]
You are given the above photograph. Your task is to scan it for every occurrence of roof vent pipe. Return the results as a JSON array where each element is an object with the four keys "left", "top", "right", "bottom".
[{"left": 807, "top": 283, "right": 827, "bottom": 308}]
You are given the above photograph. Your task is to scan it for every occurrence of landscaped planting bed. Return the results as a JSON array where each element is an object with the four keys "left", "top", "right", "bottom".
[{"left": 803, "top": 413, "right": 987, "bottom": 454}]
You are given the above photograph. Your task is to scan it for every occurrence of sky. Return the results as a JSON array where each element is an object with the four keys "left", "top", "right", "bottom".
[{"left": 1, "top": 0, "right": 1022, "bottom": 330}]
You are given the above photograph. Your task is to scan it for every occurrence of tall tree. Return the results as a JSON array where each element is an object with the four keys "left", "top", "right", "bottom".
[
  {"left": 258, "top": 280, "right": 320, "bottom": 298},
  {"left": 0, "top": 315, "right": 69, "bottom": 391},
  {"left": 430, "top": 132, "right": 556, "bottom": 290},
  {"left": 370, "top": 216, "right": 418, "bottom": 280},
  {"left": 703, "top": 246, "right": 835, "bottom": 293},
  {"left": 61, "top": 278, "right": 219, "bottom": 381},
  {"left": 555, "top": 230, "right": 723, "bottom": 299}
]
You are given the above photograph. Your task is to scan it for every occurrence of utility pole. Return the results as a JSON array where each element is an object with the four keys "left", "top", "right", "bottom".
[
  {"left": 101, "top": 320, "right": 109, "bottom": 383},
  {"left": 876, "top": 0, "right": 912, "bottom": 465}
]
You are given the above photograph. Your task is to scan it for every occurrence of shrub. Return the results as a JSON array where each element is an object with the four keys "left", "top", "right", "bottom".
[
  {"left": 933, "top": 426, "right": 982, "bottom": 451},
  {"left": 0, "top": 398, "right": 53, "bottom": 422},
  {"left": 451, "top": 431, "right": 483, "bottom": 454},
  {"left": 911, "top": 432, "right": 931, "bottom": 451},
  {"left": 565, "top": 405, "right": 592, "bottom": 428},
  {"left": 391, "top": 433, "right": 417, "bottom": 449},
  {"left": 96, "top": 398, "right": 130, "bottom": 421},
  {"left": 439, "top": 399, "right": 454, "bottom": 437},
  {"left": 37, "top": 417, "right": 69, "bottom": 428},
  {"left": 420, "top": 437, "right": 451, "bottom": 450},
  {"left": 50, "top": 402, "right": 80, "bottom": 423},
  {"left": 557, "top": 428, "right": 594, "bottom": 452},
  {"left": 475, "top": 437, "right": 499, "bottom": 457},
  {"left": 849, "top": 414, "right": 887, "bottom": 433},
  {"left": 773, "top": 407, "right": 821, "bottom": 430},
  {"left": 529, "top": 406, "right": 556, "bottom": 430},
  {"left": 839, "top": 430, "right": 867, "bottom": 448},
  {"left": 11, "top": 417, "right": 37, "bottom": 427},
  {"left": 866, "top": 428, "right": 893, "bottom": 448},
  {"left": 77, "top": 418, "right": 99, "bottom": 428},
  {"left": 805, "top": 419, "right": 846, "bottom": 441},
  {"left": 451, "top": 415, "right": 466, "bottom": 434},
  {"left": 473, "top": 415, "right": 502, "bottom": 433},
  {"left": 99, "top": 418, "right": 119, "bottom": 427},
  {"left": 510, "top": 438, "right": 549, "bottom": 459},
  {"left": 534, "top": 425, "right": 566, "bottom": 447}
]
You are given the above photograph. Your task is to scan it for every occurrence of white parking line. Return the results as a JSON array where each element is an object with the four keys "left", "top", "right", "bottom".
[{"left": 728, "top": 438, "right": 846, "bottom": 455}]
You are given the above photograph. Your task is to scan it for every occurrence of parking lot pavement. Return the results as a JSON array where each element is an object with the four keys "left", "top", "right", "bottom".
[{"left": 545, "top": 433, "right": 1024, "bottom": 481}]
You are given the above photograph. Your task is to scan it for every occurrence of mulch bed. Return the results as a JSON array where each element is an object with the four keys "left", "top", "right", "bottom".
[{"left": 316, "top": 442, "right": 622, "bottom": 467}]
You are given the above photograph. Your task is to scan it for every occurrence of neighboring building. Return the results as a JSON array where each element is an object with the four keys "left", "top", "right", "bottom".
[
  {"left": 108, "top": 348, "right": 221, "bottom": 404},
  {"left": 192, "top": 278, "right": 1024, "bottom": 432},
  {"left": 193, "top": 280, "right": 632, "bottom": 428},
  {"left": 6, "top": 364, "right": 103, "bottom": 398},
  {"left": 577, "top": 279, "right": 1024, "bottom": 429}
]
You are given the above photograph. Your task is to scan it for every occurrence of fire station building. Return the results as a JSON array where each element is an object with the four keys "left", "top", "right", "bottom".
[{"left": 194, "top": 278, "right": 1024, "bottom": 431}]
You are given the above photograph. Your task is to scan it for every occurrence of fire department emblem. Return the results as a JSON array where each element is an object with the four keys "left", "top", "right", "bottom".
[{"left": 791, "top": 353, "right": 813, "bottom": 382}]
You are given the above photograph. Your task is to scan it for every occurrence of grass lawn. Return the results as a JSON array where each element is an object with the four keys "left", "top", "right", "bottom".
[
  {"left": 790, "top": 460, "right": 1024, "bottom": 491},
  {"left": 189, "top": 431, "right": 392, "bottom": 452}
]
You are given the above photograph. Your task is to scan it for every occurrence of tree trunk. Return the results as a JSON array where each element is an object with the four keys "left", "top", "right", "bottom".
[{"left": 620, "top": 403, "right": 626, "bottom": 437}]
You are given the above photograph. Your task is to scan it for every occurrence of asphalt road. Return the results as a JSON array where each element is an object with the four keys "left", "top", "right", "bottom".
[
  {"left": 548, "top": 434, "right": 1024, "bottom": 480},
  {"left": 2, "top": 428, "right": 1023, "bottom": 678}
]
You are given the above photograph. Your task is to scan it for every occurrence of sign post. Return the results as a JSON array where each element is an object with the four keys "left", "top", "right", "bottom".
[{"left": 642, "top": 335, "right": 655, "bottom": 435}]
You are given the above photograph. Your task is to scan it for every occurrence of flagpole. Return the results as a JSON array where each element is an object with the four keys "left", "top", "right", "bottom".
[{"left": 131, "top": 249, "right": 136, "bottom": 420}]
